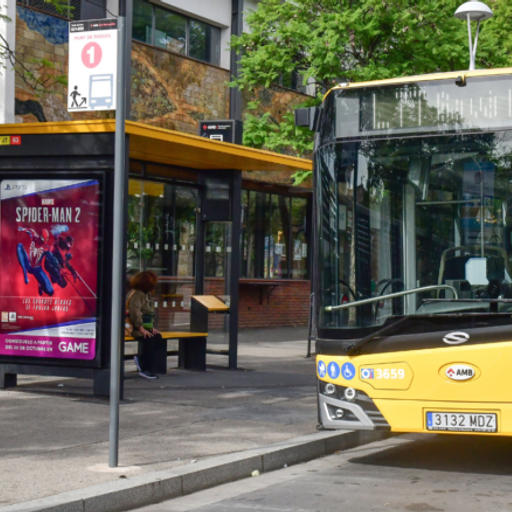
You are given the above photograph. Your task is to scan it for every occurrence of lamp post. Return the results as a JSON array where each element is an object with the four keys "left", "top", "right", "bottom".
[{"left": 454, "top": 1, "right": 493, "bottom": 71}]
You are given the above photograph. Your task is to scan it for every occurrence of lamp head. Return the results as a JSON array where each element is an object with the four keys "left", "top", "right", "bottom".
[{"left": 454, "top": 1, "right": 493, "bottom": 22}]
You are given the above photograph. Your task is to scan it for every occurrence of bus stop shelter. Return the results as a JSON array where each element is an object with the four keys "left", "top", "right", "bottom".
[{"left": 0, "top": 120, "right": 312, "bottom": 395}]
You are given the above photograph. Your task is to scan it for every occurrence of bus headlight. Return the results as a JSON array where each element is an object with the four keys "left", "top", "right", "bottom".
[
  {"left": 344, "top": 387, "right": 356, "bottom": 401},
  {"left": 324, "top": 383, "right": 336, "bottom": 395}
]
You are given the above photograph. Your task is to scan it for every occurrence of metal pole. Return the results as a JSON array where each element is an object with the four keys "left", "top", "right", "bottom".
[
  {"left": 325, "top": 284, "right": 459, "bottom": 312},
  {"left": 109, "top": 3, "right": 127, "bottom": 468},
  {"left": 467, "top": 14, "right": 474, "bottom": 70},
  {"left": 228, "top": 171, "right": 241, "bottom": 369},
  {"left": 472, "top": 20, "right": 481, "bottom": 71},
  {"left": 229, "top": 0, "right": 244, "bottom": 121}
]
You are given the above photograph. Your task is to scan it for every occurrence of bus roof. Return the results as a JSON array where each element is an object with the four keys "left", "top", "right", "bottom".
[{"left": 323, "top": 67, "right": 512, "bottom": 102}]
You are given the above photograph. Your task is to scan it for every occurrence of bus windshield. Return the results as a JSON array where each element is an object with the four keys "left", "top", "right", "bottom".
[{"left": 317, "top": 106, "right": 512, "bottom": 331}]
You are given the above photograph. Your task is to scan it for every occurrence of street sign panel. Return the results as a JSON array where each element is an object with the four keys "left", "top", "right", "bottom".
[
  {"left": 199, "top": 120, "right": 243, "bottom": 144},
  {"left": 68, "top": 19, "right": 118, "bottom": 112}
]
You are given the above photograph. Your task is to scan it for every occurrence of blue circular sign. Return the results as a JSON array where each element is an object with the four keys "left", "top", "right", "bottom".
[
  {"left": 317, "top": 360, "right": 327, "bottom": 378},
  {"left": 327, "top": 361, "right": 340, "bottom": 379},
  {"left": 341, "top": 362, "right": 356, "bottom": 380}
]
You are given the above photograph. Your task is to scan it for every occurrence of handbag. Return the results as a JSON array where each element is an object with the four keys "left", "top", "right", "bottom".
[
  {"left": 125, "top": 289, "right": 136, "bottom": 337},
  {"left": 140, "top": 334, "right": 167, "bottom": 374}
]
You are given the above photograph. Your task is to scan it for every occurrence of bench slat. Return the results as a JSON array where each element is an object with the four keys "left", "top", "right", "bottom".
[
  {"left": 125, "top": 331, "right": 207, "bottom": 342},
  {"left": 191, "top": 295, "right": 229, "bottom": 312}
]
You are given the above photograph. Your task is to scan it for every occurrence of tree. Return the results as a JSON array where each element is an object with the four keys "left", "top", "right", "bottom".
[{"left": 231, "top": 0, "right": 512, "bottom": 182}]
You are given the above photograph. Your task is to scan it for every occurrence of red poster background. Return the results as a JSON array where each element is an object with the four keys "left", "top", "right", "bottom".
[{"left": 0, "top": 179, "right": 100, "bottom": 359}]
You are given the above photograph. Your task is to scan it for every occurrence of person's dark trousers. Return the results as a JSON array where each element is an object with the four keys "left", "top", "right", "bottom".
[{"left": 137, "top": 334, "right": 167, "bottom": 374}]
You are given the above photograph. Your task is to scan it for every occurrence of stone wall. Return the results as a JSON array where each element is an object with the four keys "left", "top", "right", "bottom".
[
  {"left": 130, "top": 43, "right": 229, "bottom": 133},
  {"left": 15, "top": 6, "right": 70, "bottom": 122}
]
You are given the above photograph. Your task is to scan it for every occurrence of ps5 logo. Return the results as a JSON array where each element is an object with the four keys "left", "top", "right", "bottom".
[
  {"left": 3, "top": 183, "right": 28, "bottom": 191},
  {"left": 442, "top": 331, "right": 470, "bottom": 345}
]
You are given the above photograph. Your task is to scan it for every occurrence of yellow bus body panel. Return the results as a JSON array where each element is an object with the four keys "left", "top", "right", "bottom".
[{"left": 317, "top": 340, "right": 512, "bottom": 435}]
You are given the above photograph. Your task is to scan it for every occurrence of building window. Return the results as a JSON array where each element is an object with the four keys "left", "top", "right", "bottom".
[
  {"left": 133, "top": 0, "right": 220, "bottom": 66},
  {"left": 279, "top": 70, "right": 308, "bottom": 95},
  {"left": 132, "top": 0, "right": 152, "bottom": 43},
  {"left": 154, "top": 7, "right": 186, "bottom": 54},
  {"left": 241, "top": 190, "right": 310, "bottom": 280},
  {"left": 17, "top": 0, "right": 81, "bottom": 20}
]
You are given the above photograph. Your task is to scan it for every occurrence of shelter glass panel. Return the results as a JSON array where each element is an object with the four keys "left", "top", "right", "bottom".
[
  {"left": 241, "top": 189, "right": 309, "bottom": 280},
  {"left": 291, "top": 197, "right": 308, "bottom": 279},
  {"left": 127, "top": 179, "right": 198, "bottom": 330}
]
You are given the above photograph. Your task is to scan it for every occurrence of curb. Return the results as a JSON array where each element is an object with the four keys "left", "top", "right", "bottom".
[{"left": 1, "top": 430, "right": 389, "bottom": 512}]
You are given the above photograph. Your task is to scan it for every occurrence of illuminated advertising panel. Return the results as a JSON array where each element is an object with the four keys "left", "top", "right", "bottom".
[{"left": 0, "top": 179, "right": 100, "bottom": 360}]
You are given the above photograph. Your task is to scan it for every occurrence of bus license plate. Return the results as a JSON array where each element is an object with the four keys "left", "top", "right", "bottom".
[{"left": 426, "top": 412, "right": 497, "bottom": 433}]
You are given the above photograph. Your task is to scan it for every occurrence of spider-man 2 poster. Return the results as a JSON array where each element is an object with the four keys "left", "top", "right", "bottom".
[{"left": 0, "top": 179, "right": 100, "bottom": 360}]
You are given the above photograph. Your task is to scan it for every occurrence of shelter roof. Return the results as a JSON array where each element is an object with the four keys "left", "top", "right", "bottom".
[{"left": 0, "top": 120, "right": 312, "bottom": 173}]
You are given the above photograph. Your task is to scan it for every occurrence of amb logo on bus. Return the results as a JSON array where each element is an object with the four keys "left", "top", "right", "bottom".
[{"left": 440, "top": 363, "right": 480, "bottom": 382}]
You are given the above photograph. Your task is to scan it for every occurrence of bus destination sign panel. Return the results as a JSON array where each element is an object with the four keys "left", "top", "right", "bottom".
[{"left": 336, "top": 76, "right": 512, "bottom": 137}]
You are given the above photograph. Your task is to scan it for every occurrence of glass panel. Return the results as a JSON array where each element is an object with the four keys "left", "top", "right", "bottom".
[
  {"left": 415, "top": 134, "right": 512, "bottom": 313},
  {"left": 127, "top": 179, "right": 144, "bottom": 272},
  {"left": 126, "top": 180, "right": 198, "bottom": 330},
  {"left": 241, "top": 190, "right": 252, "bottom": 277},
  {"left": 317, "top": 144, "right": 341, "bottom": 324},
  {"left": 174, "top": 186, "right": 197, "bottom": 278},
  {"left": 317, "top": 140, "right": 406, "bottom": 328},
  {"left": 189, "top": 20, "right": 207, "bottom": 61},
  {"left": 318, "top": 132, "right": 512, "bottom": 330},
  {"left": 248, "top": 191, "right": 268, "bottom": 278},
  {"left": 291, "top": 197, "right": 308, "bottom": 279},
  {"left": 205, "top": 222, "right": 231, "bottom": 278},
  {"left": 189, "top": 20, "right": 220, "bottom": 65},
  {"left": 269, "top": 195, "right": 289, "bottom": 278},
  {"left": 154, "top": 7, "right": 186, "bottom": 54},
  {"left": 242, "top": 190, "right": 308, "bottom": 280},
  {"left": 133, "top": 0, "right": 153, "bottom": 44},
  {"left": 139, "top": 182, "right": 165, "bottom": 272},
  {"left": 20, "top": 0, "right": 80, "bottom": 20}
]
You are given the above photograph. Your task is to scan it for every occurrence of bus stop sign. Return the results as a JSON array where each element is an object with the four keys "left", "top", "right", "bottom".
[{"left": 68, "top": 19, "right": 118, "bottom": 112}]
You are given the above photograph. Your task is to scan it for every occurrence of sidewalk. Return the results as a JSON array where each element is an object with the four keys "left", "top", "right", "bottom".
[{"left": 0, "top": 327, "right": 386, "bottom": 512}]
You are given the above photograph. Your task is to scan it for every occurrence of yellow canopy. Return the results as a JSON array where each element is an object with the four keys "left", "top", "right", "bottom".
[{"left": 0, "top": 120, "right": 312, "bottom": 173}]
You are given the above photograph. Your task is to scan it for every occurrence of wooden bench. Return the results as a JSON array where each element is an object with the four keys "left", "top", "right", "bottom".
[
  {"left": 125, "top": 331, "right": 208, "bottom": 371},
  {"left": 125, "top": 295, "right": 229, "bottom": 372}
]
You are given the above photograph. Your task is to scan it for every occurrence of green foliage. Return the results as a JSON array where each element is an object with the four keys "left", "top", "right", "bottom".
[
  {"left": 242, "top": 111, "right": 313, "bottom": 155},
  {"left": 231, "top": 0, "right": 512, "bottom": 182},
  {"left": 45, "top": 0, "right": 74, "bottom": 17}
]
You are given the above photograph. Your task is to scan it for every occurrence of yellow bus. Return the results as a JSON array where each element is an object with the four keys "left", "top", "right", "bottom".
[{"left": 310, "top": 68, "right": 512, "bottom": 435}]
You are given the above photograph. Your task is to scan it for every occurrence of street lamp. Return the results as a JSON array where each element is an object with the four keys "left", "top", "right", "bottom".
[{"left": 454, "top": 1, "right": 493, "bottom": 71}]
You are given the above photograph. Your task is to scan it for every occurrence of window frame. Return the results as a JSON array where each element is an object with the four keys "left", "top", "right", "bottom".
[{"left": 133, "top": 0, "right": 221, "bottom": 66}]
